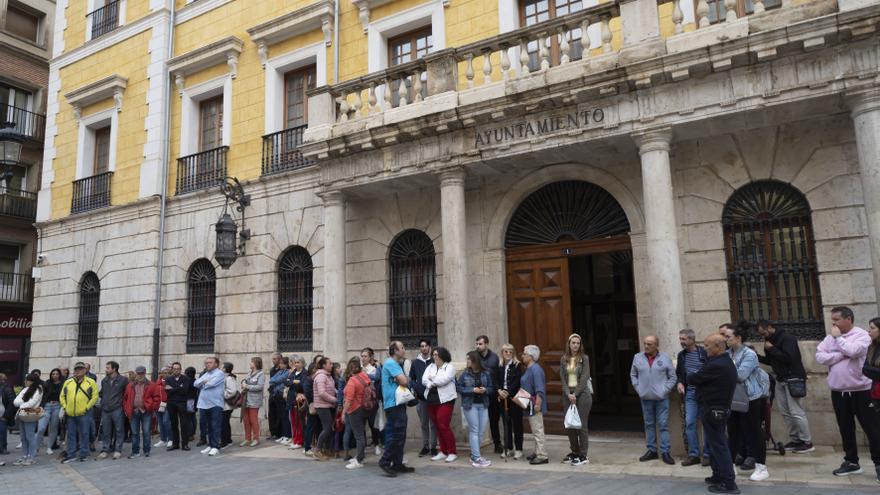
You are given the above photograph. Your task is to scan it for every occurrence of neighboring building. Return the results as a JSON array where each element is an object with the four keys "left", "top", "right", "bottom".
[
  {"left": 28, "top": 0, "right": 880, "bottom": 444},
  {"left": 0, "top": 0, "right": 53, "bottom": 385}
]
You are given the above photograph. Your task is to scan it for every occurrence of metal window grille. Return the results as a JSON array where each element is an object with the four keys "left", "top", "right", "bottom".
[
  {"left": 722, "top": 180, "right": 824, "bottom": 340},
  {"left": 261, "top": 125, "right": 313, "bottom": 176},
  {"left": 78, "top": 272, "right": 100, "bottom": 356},
  {"left": 88, "top": 0, "right": 120, "bottom": 39},
  {"left": 187, "top": 259, "right": 216, "bottom": 353},
  {"left": 277, "top": 246, "right": 313, "bottom": 351},
  {"left": 389, "top": 229, "right": 437, "bottom": 346},
  {"left": 504, "top": 180, "right": 631, "bottom": 248},
  {"left": 71, "top": 171, "right": 113, "bottom": 214}
]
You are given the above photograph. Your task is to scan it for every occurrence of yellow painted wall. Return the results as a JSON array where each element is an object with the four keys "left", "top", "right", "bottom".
[
  {"left": 52, "top": 30, "right": 152, "bottom": 219},
  {"left": 63, "top": 0, "right": 152, "bottom": 55}
]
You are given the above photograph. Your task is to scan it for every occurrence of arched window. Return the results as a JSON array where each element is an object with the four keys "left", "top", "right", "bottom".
[
  {"left": 722, "top": 180, "right": 824, "bottom": 339},
  {"left": 187, "top": 259, "right": 216, "bottom": 353},
  {"left": 278, "top": 246, "right": 313, "bottom": 351},
  {"left": 78, "top": 272, "right": 100, "bottom": 356},
  {"left": 389, "top": 229, "right": 437, "bottom": 345}
]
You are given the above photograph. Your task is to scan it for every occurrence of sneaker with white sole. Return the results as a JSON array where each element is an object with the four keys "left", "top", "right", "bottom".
[
  {"left": 98, "top": 452, "right": 108, "bottom": 460},
  {"left": 304, "top": 450, "right": 314, "bottom": 457},
  {"left": 471, "top": 457, "right": 492, "bottom": 468},
  {"left": 112, "top": 452, "right": 121, "bottom": 460},
  {"left": 374, "top": 445, "right": 382, "bottom": 456},
  {"left": 46, "top": 448, "right": 54, "bottom": 455},
  {"left": 154, "top": 440, "right": 165, "bottom": 448},
  {"left": 15, "top": 443, "right": 21, "bottom": 449},
  {"left": 21, "top": 459, "right": 34, "bottom": 466},
  {"left": 431, "top": 452, "right": 446, "bottom": 461},
  {"left": 445, "top": 454, "right": 458, "bottom": 463},
  {"left": 749, "top": 464, "right": 769, "bottom": 481},
  {"left": 571, "top": 456, "right": 590, "bottom": 466},
  {"left": 201, "top": 446, "right": 212, "bottom": 454},
  {"left": 166, "top": 441, "right": 173, "bottom": 448},
  {"left": 208, "top": 448, "right": 219, "bottom": 456},
  {"left": 513, "top": 450, "right": 523, "bottom": 460},
  {"left": 833, "top": 461, "right": 863, "bottom": 476},
  {"left": 281, "top": 438, "right": 291, "bottom": 445},
  {"left": 346, "top": 459, "right": 364, "bottom": 469}
]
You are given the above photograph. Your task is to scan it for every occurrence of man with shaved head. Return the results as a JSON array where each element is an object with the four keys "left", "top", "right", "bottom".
[
  {"left": 689, "top": 333, "right": 739, "bottom": 494},
  {"left": 630, "top": 335, "right": 677, "bottom": 465}
]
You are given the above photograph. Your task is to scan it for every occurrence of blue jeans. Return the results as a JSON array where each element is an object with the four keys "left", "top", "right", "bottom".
[
  {"left": 37, "top": 402, "right": 62, "bottom": 450},
  {"left": 20, "top": 419, "right": 38, "bottom": 459},
  {"left": 684, "top": 392, "right": 710, "bottom": 458},
  {"left": 130, "top": 411, "right": 152, "bottom": 455},
  {"left": 379, "top": 405, "right": 407, "bottom": 468},
  {"left": 462, "top": 404, "right": 489, "bottom": 461},
  {"left": 67, "top": 415, "right": 91, "bottom": 460},
  {"left": 640, "top": 398, "right": 670, "bottom": 454},
  {"left": 100, "top": 408, "right": 125, "bottom": 453},
  {"left": 158, "top": 410, "right": 171, "bottom": 443},
  {"left": 198, "top": 407, "right": 222, "bottom": 448}
]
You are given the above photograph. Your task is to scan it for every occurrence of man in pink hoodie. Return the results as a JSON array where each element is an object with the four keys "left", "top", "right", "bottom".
[{"left": 816, "top": 306, "right": 880, "bottom": 479}]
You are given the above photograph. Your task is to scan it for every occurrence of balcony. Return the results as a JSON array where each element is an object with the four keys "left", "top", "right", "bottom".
[
  {"left": 176, "top": 146, "right": 228, "bottom": 195},
  {"left": 0, "top": 272, "right": 34, "bottom": 304},
  {"left": 0, "top": 188, "right": 37, "bottom": 220},
  {"left": 71, "top": 171, "right": 113, "bottom": 214},
  {"left": 4, "top": 106, "right": 45, "bottom": 142},
  {"left": 87, "top": 0, "right": 120, "bottom": 40},
  {"left": 261, "top": 125, "right": 313, "bottom": 176}
]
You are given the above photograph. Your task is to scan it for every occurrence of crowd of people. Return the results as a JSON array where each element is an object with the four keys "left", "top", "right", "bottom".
[{"left": 0, "top": 307, "right": 878, "bottom": 493}]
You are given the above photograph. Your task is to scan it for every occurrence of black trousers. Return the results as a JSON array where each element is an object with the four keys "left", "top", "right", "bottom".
[
  {"left": 703, "top": 409, "right": 736, "bottom": 485},
  {"left": 831, "top": 390, "right": 880, "bottom": 466},
  {"left": 502, "top": 397, "right": 524, "bottom": 451},
  {"left": 268, "top": 396, "right": 283, "bottom": 438},
  {"left": 221, "top": 410, "right": 233, "bottom": 447},
  {"left": 727, "top": 397, "right": 765, "bottom": 464},
  {"left": 167, "top": 402, "right": 189, "bottom": 447},
  {"left": 488, "top": 394, "right": 501, "bottom": 447}
]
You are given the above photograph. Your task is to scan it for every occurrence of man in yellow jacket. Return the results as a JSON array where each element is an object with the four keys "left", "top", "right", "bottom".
[{"left": 60, "top": 363, "right": 98, "bottom": 463}]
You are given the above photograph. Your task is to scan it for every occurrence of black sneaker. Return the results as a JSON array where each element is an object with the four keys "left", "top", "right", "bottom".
[
  {"left": 379, "top": 463, "right": 398, "bottom": 477},
  {"left": 708, "top": 483, "right": 740, "bottom": 494},
  {"left": 682, "top": 456, "right": 701, "bottom": 466},
  {"left": 62, "top": 457, "right": 78, "bottom": 464},
  {"left": 705, "top": 476, "right": 722, "bottom": 485},
  {"left": 529, "top": 457, "right": 549, "bottom": 465},
  {"left": 833, "top": 461, "right": 863, "bottom": 476},
  {"left": 395, "top": 465, "right": 415, "bottom": 473},
  {"left": 701, "top": 457, "right": 712, "bottom": 467},
  {"left": 740, "top": 456, "right": 755, "bottom": 471},
  {"left": 639, "top": 450, "right": 658, "bottom": 462},
  {"left": 661, "top": 453, "right": 675, "bottom": 465},
  {"left": 783, "top": 441, "right": 802, "bottom": 452},
  {"left": 494, "top": 444, "right": 504, "bottom": 454},
  {"left": 430, "top": 448, "right": 438, "bottom": 456},
  {"left": 418, "top": 448, "right": 430, "bottom": 457},
  {"left": 733, "top": 454, "right": 744, "bottom": 466},
  {"left": 792, "top": 442, "right": 815, "bottom": 454},
  {"left": 562, "top": 452, "right": 576, "bottom": 464}
]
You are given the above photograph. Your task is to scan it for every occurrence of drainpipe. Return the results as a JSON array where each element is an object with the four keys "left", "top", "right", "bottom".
[
  {"left": 151, "top": 3, "right": 175, "bottom": 381},
  {"left": 333, "top": 0, "right": 340, "bottom": 83}
]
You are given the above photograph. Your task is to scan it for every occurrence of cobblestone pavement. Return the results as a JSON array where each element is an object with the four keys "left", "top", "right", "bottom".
[{"left": 1, "top": 433, "right": 878, "bottom": 495}]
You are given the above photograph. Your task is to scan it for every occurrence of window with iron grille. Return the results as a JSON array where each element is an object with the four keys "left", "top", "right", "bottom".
[
  {"left": 278, "top": 246, "right": 313, "bottom": 352},
  {"left": 78, "top": 272, "right": 100, "bottom": 356},
  {"left": 722, "top": 180, "right": 824, "bottom": 340},
  {"left": 187, "top": 259, "right": 216, "bottom": 353},
  {"left": 388, "top": 229, "right": 437, "bottom": 346}
]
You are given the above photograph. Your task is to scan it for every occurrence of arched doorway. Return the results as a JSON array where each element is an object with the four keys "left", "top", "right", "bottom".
[{"left": 505, "top": 180, "right": 641, "bottom": 433}]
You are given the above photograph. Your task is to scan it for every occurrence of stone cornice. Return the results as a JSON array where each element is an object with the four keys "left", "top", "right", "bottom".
[
  {"left": 37, "top": 196, "right": 161, "bottom": 236},
  {"left": 351, "top": 0, "right": 394, "bottom": 33},
  {"left": 175, "top": 0, "right": 234, "bottom": 25},
  {"left": 247, "top": 0, "right": 334, "bottom": 66},
  {"left": 64, "top": 74, "right": 128, "bottom": 120},
  {"left": 168, "top": 36, "right": 243, "bottom": 87}
]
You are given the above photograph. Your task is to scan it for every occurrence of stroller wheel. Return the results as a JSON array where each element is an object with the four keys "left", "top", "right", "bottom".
[{"left": 776, "top": 442, "right": 785, "bottom": 456}]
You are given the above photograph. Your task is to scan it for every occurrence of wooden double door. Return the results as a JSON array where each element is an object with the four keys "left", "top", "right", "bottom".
[{"left": 506, "top": 236, "right": 639, "bottom": 433}]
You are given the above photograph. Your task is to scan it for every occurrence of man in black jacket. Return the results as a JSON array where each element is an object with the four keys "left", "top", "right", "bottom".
[
  {"left": 476, "top": 335, "right": 502, "bottom": 453},
  {"left": 756, "top": 320, "right": 814, "bottom": 453},
  {"left": 0, "top": 373, "right": 16, "bottom": 455},
  {"left": 689, "top": 334, "right": 739, "bottom": 495},
  {"left": 164, "top": 362, "right": 191, "bottom": 451},
  {"left": 409, "top": 339, "right": 437, "bottom": 457}
]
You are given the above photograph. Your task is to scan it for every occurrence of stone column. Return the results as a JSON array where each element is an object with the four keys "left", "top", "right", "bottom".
[
  {"left": 322, "top": 190, "right": 348, "bottom": 360},
  {"left": 633, "top": 128, "right": 686, "bottom": 352},
  {"left": 848, "top": 89, "right": 880, "bottom": 309},
  {"left": 439, "top": 167, "right": 472, "bottom": 359}
]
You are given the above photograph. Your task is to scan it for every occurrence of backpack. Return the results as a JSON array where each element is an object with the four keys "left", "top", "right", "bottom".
[{"left": 357, "top": 374, "right": 377, "bottom": 411}]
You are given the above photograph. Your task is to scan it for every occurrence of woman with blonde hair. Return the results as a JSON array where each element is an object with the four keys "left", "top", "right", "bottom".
[
  {"left": 498, "top": 343, "right": 524, "bottom": 459},
  {"left": 560, "top": 333, "right": 592, "bottom": 466}
]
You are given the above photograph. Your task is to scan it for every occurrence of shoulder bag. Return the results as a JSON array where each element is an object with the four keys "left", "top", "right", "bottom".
[
  {"left": 16, "top": 407, "right": 43, "bottom": 423},
  {"left": 785, "top": 378, "right": 807, "bottom": 398},
  {"left": 731, "top": 350, "right": 749, "bottom": 412}
]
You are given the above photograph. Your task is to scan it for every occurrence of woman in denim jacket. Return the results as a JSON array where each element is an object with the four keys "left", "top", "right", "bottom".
[{"left": 457, "top": 350, "right": 495, "bottom": 468}]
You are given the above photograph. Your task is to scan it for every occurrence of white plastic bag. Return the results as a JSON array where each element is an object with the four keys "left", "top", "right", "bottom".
[
  {"left": 395, "top": 385, "right": 415, "bottom": 406},
  {"left": 375, "top": 404, "right": 386, "bottom": 431},
  {"left": 564, "top": 404, "right": 582, "bottom": 429}
]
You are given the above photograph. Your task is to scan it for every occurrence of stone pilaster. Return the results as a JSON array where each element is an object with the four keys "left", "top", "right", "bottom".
[
  {"left": 848, "top": 88, "right": 880, "bottom": 311},
  {"left": 439, "top": 167, "right": 472, "bottom": 360},
  {"left": 633, "top": 128, "right": 686, "bottom": 353},
  {"left": 322, "top": 190, "right": 348, "bottom": 360}
]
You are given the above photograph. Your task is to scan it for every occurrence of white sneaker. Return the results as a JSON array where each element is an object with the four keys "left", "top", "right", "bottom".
[
  {"left": 346, "top": 459, "right": 364, "bottom": 469},
  {"left": 445, "top": 454, "right": 458, "bottom": 463},
  {"left": 15, "top": 443, "right": 21, "bottom": 449},
  {"left": 374, "top": 445, "right": 382, "bottom": 456},
  {"left": 46, "top": 448, "right": 54, "bottom": 455},
  {"left": 513, "top": 450, "right": 523, "bottom": 460},
  {"left": 431, "top": 452, "right": 446, "bottom": 461},
  {"left": 201, "top": 446, "right": 212, "bottom": 454},
  {"left": 112, "top": 452, "right": 121, "bottom": 460},
  {"left": 288, "top": 443, "right": 302, "bottom": 450},
  {"left": 208, "top": 448, "right": 219, "bottom": 456},
  {"left": 750, "top": 464, "right": 769, "bottom": 481},
  {"left": 166, "top": 441, "right": 173, "bottom": 448},
  {"left": 280, "top": 438, "right": 291, "bottom": 445},
  {"left": 154, "top": 440, "right": 164, "bottom": 448}
]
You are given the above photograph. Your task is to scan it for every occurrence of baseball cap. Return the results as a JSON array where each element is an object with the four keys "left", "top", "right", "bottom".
[
  {"left": 135, "top": 365, "right": 147, "bottom": 373},
  {"left": 74, "top": 362, "right": 86, "bottom": 370}
]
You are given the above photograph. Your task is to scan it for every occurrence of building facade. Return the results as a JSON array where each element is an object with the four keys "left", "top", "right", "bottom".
[
  {"left": 30, "top": 0, "right": 880, "bottom": 442},
  {"left": 0, "top": 0, "right": 54, "bottom": 385}
]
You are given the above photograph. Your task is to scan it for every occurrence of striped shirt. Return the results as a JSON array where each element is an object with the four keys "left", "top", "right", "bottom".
[{"left": 683, "top": 348, "right": 704, "bottom": 391}]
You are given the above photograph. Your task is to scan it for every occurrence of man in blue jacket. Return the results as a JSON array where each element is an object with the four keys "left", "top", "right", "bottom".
[
  {"left": 677, "top": 328, "right": 710, "bottom": 466},
  {"left": 631, "top": 335, "right": 677, "bottom": 465}
]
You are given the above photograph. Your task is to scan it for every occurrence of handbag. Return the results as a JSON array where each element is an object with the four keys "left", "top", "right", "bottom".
[
  {"left": 16, "top": 407, "right": 43, "bottom": 423},
  {"left": 731, "top": 382, "right": 749, "bottom": 412},
  {"left": 785, "top": 378, "right": 807, "bottom": 399},
  {"left": 513, "top": 388, "right": 533, "bottom": 409},
  {"left": 394, "top": 385, "right": 415, "bottom": 406}
]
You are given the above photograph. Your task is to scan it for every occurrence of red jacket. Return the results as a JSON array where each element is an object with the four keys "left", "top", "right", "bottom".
[{"left": 123, "top": 379, "right": 162, "bottom": 418}]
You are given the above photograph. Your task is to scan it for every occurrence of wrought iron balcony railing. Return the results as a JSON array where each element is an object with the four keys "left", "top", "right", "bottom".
[
  {"left": 261, "top": 125, "right": 313, "bottom": 176},
  {"left": 0, "top": 188, "right": 37, "bottom": 219},
  {"left": 87, "top": 0, "right": 120, "bottom": 40},
  {"left": 0, "top": 272, "right": 34, "bottom": 304},
  {"left": 71, "top": 171, "right": 113, "bottom": 214},
  {"left": 4, "top": 106, "right": 45, "bottom": 141},
  {"left": 176, "top": 146, "right": 228, "bottom": 195}
]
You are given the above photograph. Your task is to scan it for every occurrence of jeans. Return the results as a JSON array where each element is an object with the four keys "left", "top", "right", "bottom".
[
  {"left": 130, "top": 411, "right": 151, "bottom": 455},
  {"left": 198, "top": 407, "right": 222, "bottom": 449},
  {"left": 684, "top": 392, "right": 710, "bottom": 458},
  {"left": 831, "top": 390, "right": 880, "bottom": 466},
  {"left": 167, "top": 402, "right": 188, "bottom": 447},
  {"left": 429, "top": 402, "right": 457, "bottom": 455},
  {"left": 316, "top": 407, "right": 335, "bottom": 451},
  {"left": 640, "top": 398, "right": 671, "bottom": 454},
  {"left": 100, "top": 408, "right": 125, "bottom": 453},
  {"left": 0, "top": 417, "right": 7, "bottom": 453},
  {"left": 348, "top": 408, "right": 366, "bottom": 462},
  {"left": 66, "top": 415, "right": 91, "bottom": 460},
  {"left": 158, "top": 409, "right": 171, "bottom": 443},
  {"left": 463, "top": 404, "right": 489, "bottom": 461},
  {"left": 415, "top": 400, "right": 436, "bottom": 450},
  {"left": 776, "top": 381, "right": 812, "bottom": 443},
  {"left": 20, "top": 419, "right": 38, "bottom": 459},
  {"left": 379, "top": 405, "right": 407, "bottom": 468},
  {"left": 37, "top": 402, "right": 61, "bottom": 450},
  {"left": 702, "top": 409, "right": 736, "bottom": 486}
]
